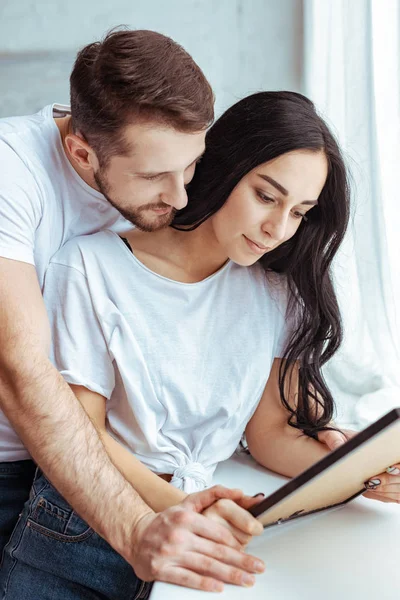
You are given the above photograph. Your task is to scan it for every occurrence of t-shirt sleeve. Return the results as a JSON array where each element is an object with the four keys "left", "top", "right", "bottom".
[
  {"left": 43, "top": 261, "right": 115, "bottom": 399},
  {"left": 0, "top": 142, "right": 43, "bottom": 265}
]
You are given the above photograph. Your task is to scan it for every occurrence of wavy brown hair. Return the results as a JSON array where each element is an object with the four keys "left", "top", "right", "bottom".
[{"left": 70, "top": 28, "right": 214, "bottom": 167}]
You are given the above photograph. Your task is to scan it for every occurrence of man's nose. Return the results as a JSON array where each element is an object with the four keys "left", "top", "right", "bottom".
[{"left": 165, "top": 177, "right": 188, "bottom": 210}]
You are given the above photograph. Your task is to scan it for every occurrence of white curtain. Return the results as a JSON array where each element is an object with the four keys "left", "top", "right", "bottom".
[{"left": 303, "top": 0, "right": 400, "bottom": 428}]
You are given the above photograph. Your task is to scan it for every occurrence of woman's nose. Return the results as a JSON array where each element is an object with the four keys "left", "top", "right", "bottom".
[{"left": 262, "top": 211, "right": 288, "bottom": 243}]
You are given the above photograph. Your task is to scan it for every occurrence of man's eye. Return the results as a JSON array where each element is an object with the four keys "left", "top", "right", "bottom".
[{"left": 142, "top": 175, "right": 160, "bottom": 181}]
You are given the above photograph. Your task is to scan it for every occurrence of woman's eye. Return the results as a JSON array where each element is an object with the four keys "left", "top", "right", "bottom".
[
  {"left": 142, "top": 174, "right": 161, "bottom": 181},
  {"left": 256, "top": 190, "right": 275, "bottom": 204},
  {"left": 293, "top": 211, "right": 308, "bottom": 221}
]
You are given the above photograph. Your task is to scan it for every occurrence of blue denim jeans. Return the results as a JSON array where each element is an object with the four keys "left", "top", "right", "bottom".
[
  {"left": 0, "top": 470, "right": 152, "bottom": 600},
  {"left": 0, "top": 460, "right": 36, "bottom": 562}
]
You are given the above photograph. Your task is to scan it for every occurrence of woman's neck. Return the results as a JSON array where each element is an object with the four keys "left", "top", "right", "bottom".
[{"left": 125, "top": 221, "right": 229, "bottom": 284}]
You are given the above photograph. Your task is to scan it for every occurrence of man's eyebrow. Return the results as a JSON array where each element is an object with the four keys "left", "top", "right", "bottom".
[
  {"left": 136, "top": 149, "right": 206, "bottom": 177},
  {"left": 257, "top": 173, "right": 318, "bottom": 205}
]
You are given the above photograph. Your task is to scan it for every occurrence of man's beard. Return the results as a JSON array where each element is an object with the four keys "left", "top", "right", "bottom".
[{"left": 94, "top": 170, "right": 176, "bottom": 232}]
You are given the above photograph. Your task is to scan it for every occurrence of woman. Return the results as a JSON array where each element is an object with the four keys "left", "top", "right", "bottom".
[{"left": 2, "top": 92, "right": 397, "bottom": 598}]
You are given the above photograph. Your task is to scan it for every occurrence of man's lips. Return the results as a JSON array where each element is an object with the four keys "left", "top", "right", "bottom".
[{"left": 147, "top": 206, "right": 172, "bottom": 215}]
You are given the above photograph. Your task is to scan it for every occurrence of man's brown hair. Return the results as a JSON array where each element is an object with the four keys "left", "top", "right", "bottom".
[{"left": 70, "top": 28, "right": 214, "bottom": 166}]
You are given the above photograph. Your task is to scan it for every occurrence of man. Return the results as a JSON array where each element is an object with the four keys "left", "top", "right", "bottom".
[{"left": 0, "top": 28, "right": 264, "bottom": 593}]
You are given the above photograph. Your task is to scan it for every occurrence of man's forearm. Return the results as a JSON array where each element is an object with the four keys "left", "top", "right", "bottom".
[
  {"left": 248, "top": 425, "right": 331, "bottom": 479},
  {"left": 0, "top": 349, "right": 152, "bottom": 562}
]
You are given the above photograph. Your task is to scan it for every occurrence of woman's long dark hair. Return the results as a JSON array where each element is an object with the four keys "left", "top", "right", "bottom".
[{"left": 172, "top": 91, "right": 350, "bottom": 437}]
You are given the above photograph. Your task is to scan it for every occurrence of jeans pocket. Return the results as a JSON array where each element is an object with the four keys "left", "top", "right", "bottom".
[{"left": 28, "top": 481, "right": 94, "bottom": 543}]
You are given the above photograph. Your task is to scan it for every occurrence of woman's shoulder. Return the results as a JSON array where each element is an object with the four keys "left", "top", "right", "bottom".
[
  {"left": 49, "top": 230, "right": 118, "bottom": 274},
  {"left": 247, "top": 265, "right": 291, "bottom": 318},
  {"left": 248, "top": 263, "right": 289, "bottom": 294}
]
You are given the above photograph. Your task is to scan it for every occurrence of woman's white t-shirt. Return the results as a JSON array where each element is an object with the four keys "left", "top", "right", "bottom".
[{"left": 44, "top": 230, "right": 291, "bottom": 493}]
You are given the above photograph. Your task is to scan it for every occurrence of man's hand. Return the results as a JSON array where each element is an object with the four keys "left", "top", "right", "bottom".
[{"left": 131, "top": 486, "right": 265, "bottom": 592}]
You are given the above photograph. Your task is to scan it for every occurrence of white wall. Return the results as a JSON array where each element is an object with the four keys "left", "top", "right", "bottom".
[{"left": 0, "top": 0, "right": 303, "bottom": 118}]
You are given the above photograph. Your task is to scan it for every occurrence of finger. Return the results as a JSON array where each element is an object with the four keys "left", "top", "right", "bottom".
[
  {"left": 180, "top": 551, "right": 257, "bottom": 588},
  {"left": 374, "top": 483, "right": 400, "bottom": 494},
  {"left": 192, "top": 535, "right": 265, "bottom": 574},
  {"left": 364, "top": 484, "right": 400, "bottom": 502},
  {"left": 340, "top": 429, "right": 358, "bottom": 440},
  {"left": 206, "top": 513, "right": 252, "bottom": 547},
  {"left": 236, "top": 493, "right": 265, "bottom": 510},
  {"left": 386, "top": 464, "right": 400, "bottom": 475},
  {"left": 157, "top": 566, "right": 225, "bottom": 593},
  {"left": 184, "top": 485, "right": 244, "bottom": 513},
  {"left": 212, "top": 499, "right": 263, "bottom": 536},
  {"left": 233, "top": 532, "right": 252, "bottom": 547},
  {"left": 373, "top": 493, "right": 400, "bottom": 503},
  {"left": 366, "top": 475, "right": 400, "bottom": 488},
  {"left": 190, "top": 511, "right": 243, "bottom": 549},
  {"left": 317, "top": 430, "right": 346, "bottom": 451},
  {"left": 363, "top": 491, "right": 397, "bottom": 503},
  {"left": 223, "top": 525, "right": 251, "bottom": 547}
]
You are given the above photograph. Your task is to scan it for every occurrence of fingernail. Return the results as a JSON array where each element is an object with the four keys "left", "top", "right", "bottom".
[
  {"left": 366, "top": 479, "right": 381, "bottom": 489},
  {"left": 387, "top": 466, "right": 400, "bottom": 475},
  {"left": 253, "top": 560, "right": 265, "bottom": 573},
  {"left": 242, "top": 574, "right": 255, "bottom": 587},
  {"left": 252, "top": 492, "right": 265, "bottom": 498},
  {"left": 212, "top": 581, "right": 224, "bottom": 592}
]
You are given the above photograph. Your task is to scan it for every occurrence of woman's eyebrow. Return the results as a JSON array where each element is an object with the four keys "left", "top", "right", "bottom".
[
  {"left": 257, "top": 173, "right": 288, "bottom": 195},
  {"left": 256, "top": 173, "right": 318, "bottom": 205}
]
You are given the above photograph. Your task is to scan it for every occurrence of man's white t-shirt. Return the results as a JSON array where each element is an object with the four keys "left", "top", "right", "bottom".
[
  {"left": 43, "top": 230, "right": 291, "bottom": 493},
  {"left": 0, "top": 105, "right": 131, "bottom": 461}
]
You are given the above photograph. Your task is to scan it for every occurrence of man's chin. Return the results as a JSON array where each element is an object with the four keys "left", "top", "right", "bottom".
[{"left": 133, "top": 211, "right": 175, "bottom": 233}]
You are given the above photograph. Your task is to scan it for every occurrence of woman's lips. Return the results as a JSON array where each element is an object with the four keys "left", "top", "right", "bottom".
[{"left": 243, "top": 235, "right": 270, "bottom": 255}]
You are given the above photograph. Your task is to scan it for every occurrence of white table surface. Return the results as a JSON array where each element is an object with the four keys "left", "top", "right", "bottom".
[{"left": 150, "top": 452, "right": 400, "bottom": 600}]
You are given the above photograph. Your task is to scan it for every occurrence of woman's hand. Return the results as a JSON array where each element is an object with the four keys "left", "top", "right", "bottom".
[
  {"left": 317, "top": 428, "right": 357, "bottom": 451},
  {"left": 203, "top": 492, "right": 264, "bottom": 547},
  {"left": 318, "top": 428, "right": 400, "bottom": 504},
  {"left": 364, "top": 464, "right": 400, "bottom": 503}
]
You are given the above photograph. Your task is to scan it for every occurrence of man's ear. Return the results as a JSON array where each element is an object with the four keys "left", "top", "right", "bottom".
[{"left": 65, "top": 132, "right": 99, "bottom": 172}]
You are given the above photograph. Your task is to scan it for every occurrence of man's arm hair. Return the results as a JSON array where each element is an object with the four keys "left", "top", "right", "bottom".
[{"left": 0, "top": 257, "right": 152, "bottom": 561}]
